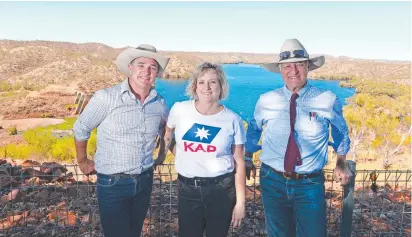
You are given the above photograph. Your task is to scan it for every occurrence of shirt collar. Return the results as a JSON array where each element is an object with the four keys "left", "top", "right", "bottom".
[
  {"left": 282, "top": 81, "right": 311, "bottom": 101},
  {"left": 120, "top": 78, "right": 130, "bottom": 94},
  {"left": 120, "top": 78, "right": 158, "bottom": 103}
]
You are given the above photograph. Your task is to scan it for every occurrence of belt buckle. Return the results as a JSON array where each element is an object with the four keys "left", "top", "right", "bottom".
[
  {"left": 194, "top": 180, "right": 200, "bottom": 187},
  {"left": 283, "top": 171, "right": 295, "bottom": 179}
]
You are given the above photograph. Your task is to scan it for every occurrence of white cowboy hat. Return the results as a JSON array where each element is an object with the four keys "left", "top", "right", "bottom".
[
  {"left": 262, "top": 38, "right": 325, "bottom": 73},
  {"left": 116, "top": 44, "right": 170, "bottom": 76}
]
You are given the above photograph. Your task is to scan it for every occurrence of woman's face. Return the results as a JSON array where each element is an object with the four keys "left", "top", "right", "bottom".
[{"left": 195, "top": 69, "right": 221, "bottom": 103}]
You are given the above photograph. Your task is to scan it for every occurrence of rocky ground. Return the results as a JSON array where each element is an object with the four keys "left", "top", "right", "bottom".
[{"left": 0, "top": 159, "right": 410, "bottom": 237}]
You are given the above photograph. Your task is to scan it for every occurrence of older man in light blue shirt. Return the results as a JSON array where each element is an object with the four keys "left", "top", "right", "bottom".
[
  {"left": 73, "top": 44, "right": 170, "bottom": 237},
  {"left": 244, "top": 39, "right": 351, "bottom": 237}
]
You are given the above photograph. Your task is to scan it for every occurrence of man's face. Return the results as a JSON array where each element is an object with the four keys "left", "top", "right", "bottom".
[
  {"left": 128, "top": 57, "right": 159, "bottom": 90},
  {"left": 280, "top": 61, "right": 309, "bottom": 93}
]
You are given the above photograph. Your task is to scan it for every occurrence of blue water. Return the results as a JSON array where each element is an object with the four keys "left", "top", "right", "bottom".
[{"left": 155, "top": 64, "right": 355, "bottom": 121}]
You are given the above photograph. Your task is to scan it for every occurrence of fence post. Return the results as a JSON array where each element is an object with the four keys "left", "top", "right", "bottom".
[
  {"left": 341, "top": 160, "right": 356, "bottom": 237},
  {"left": 79, "top": 95, "right": 90, "bottom": 114},
  {"left": 74, "top": 92, "right": 82, "bottom": 104},
  {"left": 74, "top": 94, "right": 86, "bottom": 115}
]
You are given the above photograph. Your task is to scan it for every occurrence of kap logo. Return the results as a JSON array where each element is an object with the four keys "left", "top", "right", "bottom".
[{"left": 181, "top": 123, "right": 221, "bottom": 152}]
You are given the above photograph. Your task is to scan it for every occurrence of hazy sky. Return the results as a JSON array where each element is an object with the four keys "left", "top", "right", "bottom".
[{"left": 0, "top": 1, "right": 410, "bottom": 61}]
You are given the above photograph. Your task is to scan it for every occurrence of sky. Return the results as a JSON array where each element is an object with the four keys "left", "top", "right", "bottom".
[{"left": 0, "top": 1, "right": 411, "bottom": 61}]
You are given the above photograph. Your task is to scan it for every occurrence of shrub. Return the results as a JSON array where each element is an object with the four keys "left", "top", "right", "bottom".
[
  {"left": 3, "top": 144, "right": 32, "bottom": 159},
  {"left": 8, "top": 126, "right": 17, "bottom": 135},
  {"left": 65, "top": 104, "right": 77, "bottom": 111},
  {"left": 41, "top": 113, "right": 55, "bottom": 118},
  {"left": 0, "top": 81, "right": 13, "bottom": 92},
  {"left": 51, "top": 137, "right": 76, "bottom": 161},
  {"left": 23, "top": 129, "right": 57, "bottom": 159}
]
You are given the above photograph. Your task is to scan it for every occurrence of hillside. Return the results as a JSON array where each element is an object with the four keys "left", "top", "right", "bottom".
[
  {"left": 0, "top": 39, "right": 410, "bottom": 120},
  {"left": 0, "top": 39, "right": 410, "bottom": 170}
]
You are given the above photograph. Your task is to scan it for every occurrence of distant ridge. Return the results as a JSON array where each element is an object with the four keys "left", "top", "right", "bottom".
[{"left": 0, "top": 39, "right": 410, "bottom": 93}]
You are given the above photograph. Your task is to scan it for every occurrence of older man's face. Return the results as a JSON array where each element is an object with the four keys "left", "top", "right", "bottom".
[
  {"left": 128, "top": 57, "right": 159, "bottom": 91},
  {"left": 280, "top": 61, "right": 309, "bottom": 93}
]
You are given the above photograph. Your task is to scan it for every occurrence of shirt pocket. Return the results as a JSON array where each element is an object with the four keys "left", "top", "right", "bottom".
[
  {"left": 107, "top": 107, "right": 140, "bottom": 136},
  {"left": 296, "top": 112, "right": 328, "bottom": 136}
]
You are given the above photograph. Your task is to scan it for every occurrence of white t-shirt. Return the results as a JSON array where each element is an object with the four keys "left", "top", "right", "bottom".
[{"left": 167, "top": 100, "right": 246, "bottom": 178}]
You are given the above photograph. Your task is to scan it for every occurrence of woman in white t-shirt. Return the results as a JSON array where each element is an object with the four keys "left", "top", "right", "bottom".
[{"left": 164, "top": 62, "right": 246, "bottom": 237}]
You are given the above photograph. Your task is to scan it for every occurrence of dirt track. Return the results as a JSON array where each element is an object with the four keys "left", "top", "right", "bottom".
[{"left": 0, "top": 118, "right": 65, "bottom": 131}]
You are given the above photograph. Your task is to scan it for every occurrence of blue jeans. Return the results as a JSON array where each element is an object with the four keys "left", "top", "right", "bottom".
[
  {"left": 260, "top": 163, "right": 326, "bottom": 237},
  {"left": 96, "top": 169, "right": 153, "bottom": 237}
]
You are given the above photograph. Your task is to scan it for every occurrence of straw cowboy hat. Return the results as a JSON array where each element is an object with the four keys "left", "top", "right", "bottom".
[
  {"left": 262, "top": 38, "right": 325, "bottom": 73},
  {"left": 116, "top": 44, "right": 170, "bottom": 76}
]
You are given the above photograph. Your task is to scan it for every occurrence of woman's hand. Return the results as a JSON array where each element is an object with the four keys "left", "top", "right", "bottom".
[{"left": 231, "top": 202, "right": 245, "bottom": 228}]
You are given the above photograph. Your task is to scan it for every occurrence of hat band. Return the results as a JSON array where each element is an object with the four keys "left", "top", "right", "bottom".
[
  {"left": 279, "top": 50, "right": 308, "bottom": 61},
  {"left": 136, "top": 46, "right": 156, "bottom": 53}
]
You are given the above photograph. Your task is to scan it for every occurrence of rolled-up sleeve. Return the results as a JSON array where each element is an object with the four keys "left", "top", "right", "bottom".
[
  {"left": 72, "top": 90, "right": 110, "bottom": 141},
  {"left": 330, "top": 98, "right": 351, "bottom": 155},
  {"left": 245, "top": 97, "right": 264, "bottom": 153}
]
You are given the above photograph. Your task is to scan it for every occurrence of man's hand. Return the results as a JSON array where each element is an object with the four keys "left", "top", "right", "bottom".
[
  {"left": 231, "top": 202, "right": 245, "bottom": 228},
  {"left": 78, "top": 159, "right": 95, "bottom": 175},
  {"left": 245, "top": 158, "right": 256, "bottom": 180},
  {"left": 333, "top": 156, "right": 352, "bottom": 185}
]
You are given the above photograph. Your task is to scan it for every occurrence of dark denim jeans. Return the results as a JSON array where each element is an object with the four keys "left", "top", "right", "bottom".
[
  {"left": 260, "top": 163, "right": 326, "bottom": 237},
  {"left": 96, "top": 168, "right": 153, "bottom": 237},
  {"left": 177, "top": 173, "right": 236, "bottom": 237}
]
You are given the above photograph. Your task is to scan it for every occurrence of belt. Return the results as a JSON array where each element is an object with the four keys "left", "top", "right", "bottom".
[
  {"left": 113, "top": 167, "right": 153, "bottom": 179},
  {"left": 263, "top": 163, "right": 323, "bottom": 180},
  {"left": 178, "top": 172, "right": 234, "bottom": 187}
]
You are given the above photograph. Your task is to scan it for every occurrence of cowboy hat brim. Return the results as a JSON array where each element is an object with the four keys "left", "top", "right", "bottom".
[
  {"left": 262, "top": 55, "right": 325, "bottom": 73},
  {"left": 116, "top": 48, "right": 170, "bottom": 76}
]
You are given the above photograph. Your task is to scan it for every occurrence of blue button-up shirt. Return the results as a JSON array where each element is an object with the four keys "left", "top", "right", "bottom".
[
  {"left": 245, "top": 82, "right": 350, "bottom": 173},
  {"left": 73, "top": 79, "right": 168, "bottom": 175}
]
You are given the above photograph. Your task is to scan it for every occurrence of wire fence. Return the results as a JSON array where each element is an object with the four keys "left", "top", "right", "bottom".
[{"left": 0, "top": 162, "right": 410, "bottom": 237}]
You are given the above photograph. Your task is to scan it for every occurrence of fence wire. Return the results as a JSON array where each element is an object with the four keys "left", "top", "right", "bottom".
[{"left": 0, "top": 162, "right": 410, "bottom": 237}]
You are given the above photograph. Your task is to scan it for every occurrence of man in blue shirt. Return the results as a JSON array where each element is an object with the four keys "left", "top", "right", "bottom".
[
  {"left": 244, "top": 39, "right": 351, "bottom": 237},
  {"left": 73, "top": 44, "right": 170, "bottom": 237}
]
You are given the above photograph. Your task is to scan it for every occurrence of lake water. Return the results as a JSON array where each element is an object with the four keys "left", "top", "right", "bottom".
[{"left": 155, "top": 64, "right": 355, "bottom": 121}]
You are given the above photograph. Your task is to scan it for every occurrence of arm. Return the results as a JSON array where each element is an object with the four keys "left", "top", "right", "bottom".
[
  {"left": 231, "top": 116, "right": 247, "bottom": 228},
  {"left": 75, "top": 140, "right": 88, "bottom": 164},
  {"left": 166, "top": 103, "right": 178, "bottom": 155},
  {"left": 231, "top": 144, "right": 246, "bottom": 228},
  {"left": 163, "top": 125, "right": 176, "bottom": 155},
  {"left": 244, "top": 97, "right": 265, "bottom": 179},
  {"left": 72, "top": 90, "right": 109, "bottom": 174},
  {"left": 154, "top": 125, "right": 175, "bottom": 169},
  {"left": 155, "top": 102, "right": 178, "bottom": 169},
  {"left": 330, "top": 98, "right": 351, "bottom": 185},
  {"left": 245, "top": 118, "right": 263, "bottom": 157},
  {"left": 75, "top": 139, "right": 95, "bottom": 175},
  {"left": 245, "top": 95, "right": 265, "bottom": 156}
]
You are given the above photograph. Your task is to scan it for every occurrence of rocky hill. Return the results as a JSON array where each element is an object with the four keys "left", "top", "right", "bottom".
[{"left": 0, "top": 39, "right": 410, "bottom": 119}]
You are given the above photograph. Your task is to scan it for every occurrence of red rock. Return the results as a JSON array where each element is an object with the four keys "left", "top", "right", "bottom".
[{"left": 21, "top": 160, "right": 41, "bottom": 168}]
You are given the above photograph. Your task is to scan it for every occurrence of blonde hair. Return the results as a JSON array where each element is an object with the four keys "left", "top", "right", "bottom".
[{"left": 186, "top": 62, "right": 229, "bottom": 100}]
